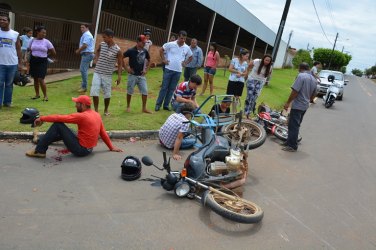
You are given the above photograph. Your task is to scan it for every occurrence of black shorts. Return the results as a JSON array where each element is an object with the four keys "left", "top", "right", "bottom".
[{"left": 226, "top": 80, "right": 245, "bottom": 97}]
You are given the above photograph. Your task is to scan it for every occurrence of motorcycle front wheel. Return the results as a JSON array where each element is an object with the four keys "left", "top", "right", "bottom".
[
  {"left": 201, "top": 190, "right": 264, "bottom": 224},
  {"left": 274, "top": 126, "right": 302, "bottom": 142},
  {"left": 222, "top": 120, "right": 267, "bottom": 149}
]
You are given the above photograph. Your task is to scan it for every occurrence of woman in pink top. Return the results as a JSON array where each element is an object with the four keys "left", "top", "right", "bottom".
[
  {"left": 200, "top": 42, "right": 220, "bottom": 95},
  {"left": 29, "top": 26, "right": 56, "bottom": 101}
]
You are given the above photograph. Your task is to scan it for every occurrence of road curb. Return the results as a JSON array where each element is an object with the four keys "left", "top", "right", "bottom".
[{"left": 0, "top": 130, "right": 160, "bottom": 140}]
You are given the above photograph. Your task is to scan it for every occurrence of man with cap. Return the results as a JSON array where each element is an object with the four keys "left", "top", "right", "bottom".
[
  {"left": 122, "top": 35, "right": 152, "bottom": 113},
  {"left": 26, "top": 95, "right": 123, "bottom": 158}
]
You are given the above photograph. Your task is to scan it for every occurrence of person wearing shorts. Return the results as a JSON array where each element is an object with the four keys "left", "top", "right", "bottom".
[
  {"left": 226, "top": 49, "right": 249, "bottom": 99},
  {"left": 123, "top": 35, "right": 152, "bottom": 113},
  {"left": 90, "top": 29, "right": 122, "bottom": 116},
  {"left": 200, "top": 42, "right": 220, "bottom": 96}
]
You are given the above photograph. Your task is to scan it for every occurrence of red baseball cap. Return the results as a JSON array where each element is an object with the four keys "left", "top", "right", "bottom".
[
  {"left": 137, "top": 35, "right": 147, "bottom": 43},
  {"left": 72, "top": 95, "right": 91, "bottom": 105}
]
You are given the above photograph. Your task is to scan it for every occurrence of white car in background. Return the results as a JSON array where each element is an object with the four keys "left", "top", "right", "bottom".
[{"left": 316, "top": 70, "right": 348, "bottom": 100}]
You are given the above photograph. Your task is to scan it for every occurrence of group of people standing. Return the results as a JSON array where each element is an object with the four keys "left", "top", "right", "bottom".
[{"left": 1, "top": 13, "right": 317, "bottom": 159}]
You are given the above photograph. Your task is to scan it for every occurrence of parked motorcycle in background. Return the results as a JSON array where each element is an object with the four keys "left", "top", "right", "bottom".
[{"left": 323, "top": 75, "right": 341, "bottom": 108}]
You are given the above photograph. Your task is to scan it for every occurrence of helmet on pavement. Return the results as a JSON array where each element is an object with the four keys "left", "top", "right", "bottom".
[
  {"left": 121, "top": 156, "right": 142, "bottom": 181},
  {"left": 20, "top": 108, "right": 40, "bottom": 125}
]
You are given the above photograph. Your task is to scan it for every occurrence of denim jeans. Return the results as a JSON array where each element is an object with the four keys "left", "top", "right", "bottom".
[
  {"left": 183, "top": 67, "right": 197, "bottom": 81},
  {"left": 156, "top": 68, "right": 181, "bottom": 108},
  {"left": 80, "top": 53, "right": 94, "bottom": 89},
  {"left": 181, "top": 136, "right": 196, "bottom": 149},
  {"left": 286, "top": 109, "right": 306, "bottom": 150},
  {"left": 0, "top": 64, "right": 17, "bottom": 106},
  {"left": 36, "top": 123, "right": 92, "bottom": 157}
]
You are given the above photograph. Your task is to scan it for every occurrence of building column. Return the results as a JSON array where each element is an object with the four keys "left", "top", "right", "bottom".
[
  {"left": 166, "top": 0, "right": 178, "bottom": 41},
  {"left": 250, "top": 37, "right": 257, "bottom": 59},
  {"left": 231, "top": 26, "right": 240, "bottom": 59},
  {"left": 204, "top": 12, "right": 216, "bottom": 64},
  {"left": 264, "top": 44, "right": 268, "bottom": 55},
  {"left": 91, "top": 0, "right": 103, "bottom": 43}
]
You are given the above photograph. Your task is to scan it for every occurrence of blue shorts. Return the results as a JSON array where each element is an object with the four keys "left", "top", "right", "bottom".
[
  {"left": 204, "top": 66, "right": 216, "bottom": 76},
  {"left": 127, "top": 74, "right": 148, "bottom": 95}
]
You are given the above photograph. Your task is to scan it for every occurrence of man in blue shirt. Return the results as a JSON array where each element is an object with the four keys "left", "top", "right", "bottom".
[
  {"left": 282, "top": 63, "right": 317, "bottom": 152},
  {"left": 76, "top": 24, "right": 94, "bottom": 93},
  {"left": 184, "top": 38, "right": 203, "bottom": 81}
]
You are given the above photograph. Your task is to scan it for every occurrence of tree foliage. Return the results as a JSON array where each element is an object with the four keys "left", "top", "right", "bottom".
[
  {"left": 313, "top": 48, "right": 352, "bottom": 70},
  {"left": 364, "top": 65, "right": 376, "bottom": 78},
  {"left": 292, "top": 49, "right": 312, "bottom": 68},
  {"left": 351, "top": 68, "right": 363, "bottom": 77}
]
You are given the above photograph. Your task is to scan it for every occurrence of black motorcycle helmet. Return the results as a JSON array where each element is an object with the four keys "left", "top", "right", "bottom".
[
  {"left": 328, "top": 75, "right": 335, "bottom": 82},
  {"left": 121, "top": 156, "right": 142, "bottom": 181},
  {"left": 20, "top": 108, "right": 40, "bottom": 125}
]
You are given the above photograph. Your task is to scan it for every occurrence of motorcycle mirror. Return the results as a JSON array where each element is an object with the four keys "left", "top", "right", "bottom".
[{"left": 141, "top": 156, "right": 153, "bottom": 166}]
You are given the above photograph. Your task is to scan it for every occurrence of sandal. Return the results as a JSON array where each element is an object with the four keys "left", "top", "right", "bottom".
[
  {"left": 104, "top": 112, "right": 111, "bottom": 116},
  {"left": 31, "top": 96, "right": 40, "bottom": 100},
  {"left": 43, "top": 97, "right": 49, "bottom": 102}
]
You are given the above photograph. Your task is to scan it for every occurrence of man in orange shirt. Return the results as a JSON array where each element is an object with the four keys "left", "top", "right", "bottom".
[{"left": 26, "top": 95, "right": 123, "bottom": 158}]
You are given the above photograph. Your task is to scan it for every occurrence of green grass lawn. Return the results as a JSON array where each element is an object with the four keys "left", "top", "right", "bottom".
[{"left": 0, "top": 67, "right": 298, "bottom": 132}]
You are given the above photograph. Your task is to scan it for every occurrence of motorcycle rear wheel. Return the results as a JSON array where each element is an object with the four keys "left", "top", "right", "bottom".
[
  {"left": 222, "top": 120, "right": 266, "bottom": 150},
  {"left": 202, "top": 190, "right": 264, "bottom": 224},
  {"left": 274, "top": 126, "right": 302, "bottom": 142}
]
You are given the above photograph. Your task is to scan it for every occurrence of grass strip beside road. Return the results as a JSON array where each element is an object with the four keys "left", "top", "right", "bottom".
[{"left": 0, "top": 68, "right": 298, "bottom": 132}]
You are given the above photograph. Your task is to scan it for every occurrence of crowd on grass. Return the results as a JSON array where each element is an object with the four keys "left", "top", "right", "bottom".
[{"left": 1, "top": 14, "right": 318, "bottom": 158}]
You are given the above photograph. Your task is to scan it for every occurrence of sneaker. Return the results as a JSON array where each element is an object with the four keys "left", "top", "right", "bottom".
[
  {"left": 280, "top": 141, "right": 288, "bottom": 146},
  {"left": 281, "top": 146, "right": 297, "bottom": 152},
  {"left": 78, "top": 88, "right": 87, "bottom": 93},
  {"left": 26, "top": 149, "right": 46, "bottom": 158},
  {"left": 155, "top": 105, "right": 160, "bottom": 111},
  {"left": 163, "top": 107, "right": 171, "bottom": 111}
]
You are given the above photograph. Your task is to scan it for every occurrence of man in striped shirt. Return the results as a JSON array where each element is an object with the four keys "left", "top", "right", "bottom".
[
  {"left": 90, "top": 29, "right": 122, "bottom": 116},
  {"left": 171, "top": 74, "right": 202, "bottom": 113}
]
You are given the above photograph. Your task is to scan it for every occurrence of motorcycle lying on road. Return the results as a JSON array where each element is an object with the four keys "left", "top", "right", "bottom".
[
  {"left": 141, "top": 111, "right": 265, "bottom": 223},
  {"left": 323, "top": 75, "right": 341, "bottom": 108},
  {"left": 255, "top": 103, "right": 302, "bottom": 142},
  {"left": 142, "top": 152, "right": 264, "bottom": 224}
]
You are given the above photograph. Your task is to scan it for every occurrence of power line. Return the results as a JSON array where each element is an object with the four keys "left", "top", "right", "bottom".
[{"left": 311, "top": 0, "right": 333, "bottom": 45}]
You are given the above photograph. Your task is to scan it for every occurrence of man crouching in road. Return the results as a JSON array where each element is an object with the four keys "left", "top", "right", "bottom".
[
  {"left": 26, "top": 95, "right": 123, "bottom": 158},
  {"left": 282, "top": 62, "right": 317, "bottom": 152},
  {"left": 159, "top": 103, "right": 195, "bottom": 160}
]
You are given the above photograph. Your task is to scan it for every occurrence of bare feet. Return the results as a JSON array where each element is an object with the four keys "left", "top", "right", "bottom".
[
  {"left": 126, "top": 107, "right": 131, "bottom": 112},
  {"left": 142, "top": 109, "right": 153, "bottom": 114}
]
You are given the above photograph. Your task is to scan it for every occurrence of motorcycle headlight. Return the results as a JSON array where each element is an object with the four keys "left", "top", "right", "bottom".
[{"left": 174, "top": 180, "right": 190, "bottom": 197}]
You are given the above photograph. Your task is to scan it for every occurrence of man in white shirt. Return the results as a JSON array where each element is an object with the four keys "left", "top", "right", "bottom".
[
  {"left": 0, "top": 14, "right": 22, "bottom": 108},
  {"left": 155, "top": 30, "right": 192, "bottom": 111}
]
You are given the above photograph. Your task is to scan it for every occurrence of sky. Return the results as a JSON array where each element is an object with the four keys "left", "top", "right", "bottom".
[{"left": 237, "top": 0, "right": 376, "bottom": 72}]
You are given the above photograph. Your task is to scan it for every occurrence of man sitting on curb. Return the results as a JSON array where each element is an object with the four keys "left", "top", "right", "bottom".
[
  {"left": 171, "top": 74, "right": 202, "bottom": 113},
  {"left": 159, "top": 103, "right": 195, "bottom": 160},
  {"left": 26, "top": 95, "right": 123, "bottom": 158}
]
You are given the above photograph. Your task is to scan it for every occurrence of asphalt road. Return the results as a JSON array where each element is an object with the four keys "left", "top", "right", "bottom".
[{"left": 1, "top": 76, "right": 375, "bottom": 249}]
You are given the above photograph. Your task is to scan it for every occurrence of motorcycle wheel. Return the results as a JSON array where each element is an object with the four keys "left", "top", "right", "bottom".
[
  {"left": 202, "top": 190, "right": 264, "bottom": 224},
  {"left": 274, "top": 126, "right": 302, "bottom": 142},
  {"left": 222, "top": 120, "right": 267, "bottom": 150}
]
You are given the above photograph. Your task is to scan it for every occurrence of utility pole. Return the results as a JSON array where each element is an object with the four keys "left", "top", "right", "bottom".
[
  {"left": 341, "top": 46, "right": 344, "bottom": 53},
  {"left": 271, "top": 0, "right": 292, "bottom": 64},
  {"left": 307, "top": 43, "right": 310, "bottom": 51},
  {"left": 282, "top": 30, "right": 293, "bottom": 67},
  {"left": 328, "top": 32, "right": 338, "bottom": 70}
]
